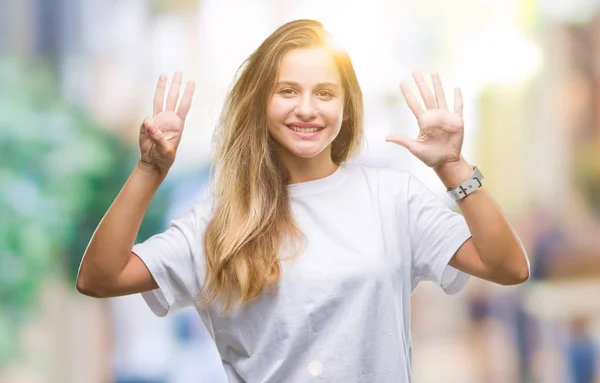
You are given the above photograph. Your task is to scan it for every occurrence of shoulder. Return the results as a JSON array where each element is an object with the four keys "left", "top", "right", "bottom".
[
  {"left": 172, "top": 194, "right": 216, "bottom": 231},
  {"left": 192, "top": 193, "right": 216, "bottom": 216}
]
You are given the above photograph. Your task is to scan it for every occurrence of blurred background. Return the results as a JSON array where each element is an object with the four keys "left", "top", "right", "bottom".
[{"left": 2, "top": 0, "right": 600, "bottom": 382}]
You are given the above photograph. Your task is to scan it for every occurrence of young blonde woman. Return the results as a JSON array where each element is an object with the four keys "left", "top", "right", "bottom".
[{"left": 77, "top": 19, "right": 530, "bottom": 382}]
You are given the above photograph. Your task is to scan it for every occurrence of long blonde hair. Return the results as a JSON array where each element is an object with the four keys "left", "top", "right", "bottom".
[{"left": 200, "top": 19, "right": 364, "bottom": 310}]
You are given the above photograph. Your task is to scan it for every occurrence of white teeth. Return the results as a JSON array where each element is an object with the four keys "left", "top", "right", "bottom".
[{"left": 289, "top": 126, "right": 320, "bottom": 133}]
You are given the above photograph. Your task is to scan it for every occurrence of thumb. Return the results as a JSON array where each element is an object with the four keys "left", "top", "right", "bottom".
[
  {"left": 386, "top": 134, "right": 419, "bottom": 154},
  {"left": 143, "top": 117, "right": 167, "bottom": 147}
]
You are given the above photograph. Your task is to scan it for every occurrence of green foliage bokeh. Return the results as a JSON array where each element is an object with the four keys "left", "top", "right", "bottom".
[{"left": 0, "top": 58, "right": 170, "bottom": 367}]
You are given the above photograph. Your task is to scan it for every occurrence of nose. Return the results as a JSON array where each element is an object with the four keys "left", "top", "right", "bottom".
[{"left": 294, "top": 94, "right": 317, "bottom": 120}]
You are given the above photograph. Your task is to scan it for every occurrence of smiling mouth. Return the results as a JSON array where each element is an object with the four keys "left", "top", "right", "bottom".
[{"left": 287, "top": 125, "right": 325, "bottom": 133}]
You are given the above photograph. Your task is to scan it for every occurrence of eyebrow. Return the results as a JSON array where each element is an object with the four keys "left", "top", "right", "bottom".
[{"left": 276, "top": 81, "right": 341, "bottom": 89}]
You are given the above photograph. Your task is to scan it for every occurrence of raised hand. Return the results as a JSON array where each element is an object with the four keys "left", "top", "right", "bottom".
[
  {"left": 139, "top": 71, "right": 195, "bottom": 176},
  {"left": 386, "top": 72, "right": 464, "bottom": 170}
]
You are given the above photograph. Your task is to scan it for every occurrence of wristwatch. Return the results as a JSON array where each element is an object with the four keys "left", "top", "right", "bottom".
[{"left": 446, "top": 166, "right": 484, "bottom": 201}]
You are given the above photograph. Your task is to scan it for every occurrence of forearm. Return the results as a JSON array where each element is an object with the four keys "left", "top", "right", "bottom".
[
  {"left": 435, "top": 157, "right": 530, "bottom": 278},
  {"left": 77, "top": 162, "right": 165, "bottom": 286}
]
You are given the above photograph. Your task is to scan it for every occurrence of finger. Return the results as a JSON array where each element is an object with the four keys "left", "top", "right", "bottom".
[
  {"left": 454, "top": 87, "right": 464, "bottom": 117},
  {"left": 400, "top": 82, "right": 425, "bottom": 118},
  {"left": 142, "top": 116, "right": 153, "bottom": 132},
  {"left": 143, "top": 118, "right": 167, "bottom": 148},
  {"left": 412, "top": 71, "right": 436, "bottom": 110},
  {"left": 176, "top": 81, "right": 196, "bottom": 120},
  {"left": 153, "top": 74, "right": 167, "bottom": 116},
  {"left": 385, "top": 134, "right": 421, "bottom": 155},
  {"left": 431, "top": 73, "right": 448, "bottom": 110},
  {"left": 165, "top": 71, "right": 183, "bottom": 111}
]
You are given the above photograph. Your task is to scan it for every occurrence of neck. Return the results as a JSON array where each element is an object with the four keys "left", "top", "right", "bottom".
[{"left": 277, "top": 148, "right": 339, "bottom": 184}]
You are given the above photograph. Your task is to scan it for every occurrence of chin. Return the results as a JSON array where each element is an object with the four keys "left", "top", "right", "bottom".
[{"left": 288, "top": 143, "right": 329, "bottom": 159}]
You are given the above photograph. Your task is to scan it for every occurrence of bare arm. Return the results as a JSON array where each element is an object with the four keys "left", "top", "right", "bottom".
[
  {"left": 76, "top": 72, "right": 195, "bottom": 298},
  {"left": 437, "top": 159, "right": 530, "bottom": 285},
  {"left": 387, "top": 71, "right": 529, "bottom": 286},
  {"left": 76, "top": 163, "right": 164, "bottom": 297}
]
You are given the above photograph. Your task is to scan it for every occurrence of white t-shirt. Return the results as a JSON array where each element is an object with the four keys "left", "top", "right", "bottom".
[{"left": 132, "top": 163, "right": 472, "bottom": 382}]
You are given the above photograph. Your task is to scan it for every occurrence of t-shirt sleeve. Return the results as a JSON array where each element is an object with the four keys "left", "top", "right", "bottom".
[
  {"left": 132, "top": 204, "right": 208, "bottom": 317},
  {"left": 407, "top": 174, "right": 472, "bottom": 294}
]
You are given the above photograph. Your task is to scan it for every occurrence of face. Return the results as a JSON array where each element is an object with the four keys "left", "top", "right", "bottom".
[{"left": 266, "top": 47, "right": 345, "bottom": 162}]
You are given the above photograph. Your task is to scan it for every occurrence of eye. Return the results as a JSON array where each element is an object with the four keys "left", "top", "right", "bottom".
[
  {"left": 279, "top": 88, "right": 297, "bottom": 96},
  {"left": 316, "top": 90, "right": 334, "bottom": 99}
]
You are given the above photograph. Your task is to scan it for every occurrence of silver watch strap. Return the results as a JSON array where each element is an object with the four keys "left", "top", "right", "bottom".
[{"left": 447, "top": 166, "right": 484, "bottom": 201}]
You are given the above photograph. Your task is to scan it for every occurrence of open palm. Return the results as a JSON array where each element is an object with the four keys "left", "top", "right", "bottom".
[
  {"left": 386, "top": 72, "right": 464, "bottom": 169},
  {"left": 139, "top": 71, "right": 195, "bottom": 175}
]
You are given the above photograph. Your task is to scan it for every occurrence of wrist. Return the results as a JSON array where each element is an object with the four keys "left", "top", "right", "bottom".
[
  {"left": 434, "top": 156, "right": 473, "bottom": 189},
  {"left": 135, "top": 160, "right": 168, "bottom": 182}
]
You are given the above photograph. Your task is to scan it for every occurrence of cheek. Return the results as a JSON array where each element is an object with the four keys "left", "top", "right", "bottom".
[
  {"left": 320, "top": 101, "right": 345, "bottom": 127},
  {"left": 267, "top": 98, "right": 292, "bottom": 122}
]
